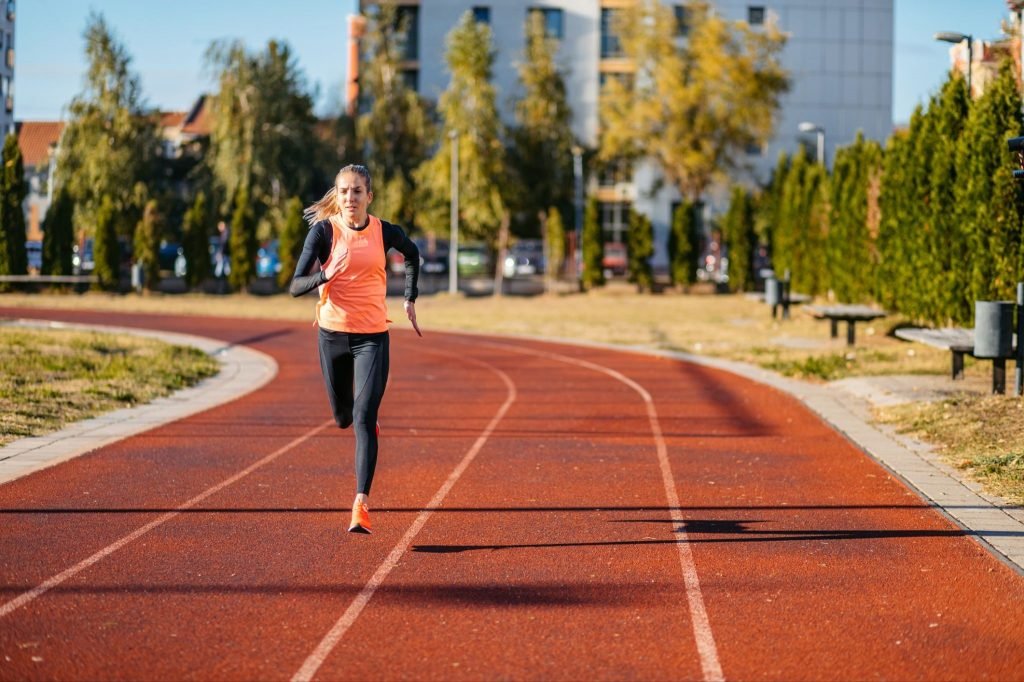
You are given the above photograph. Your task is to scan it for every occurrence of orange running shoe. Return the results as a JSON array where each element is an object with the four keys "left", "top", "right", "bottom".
[{"left": 348, "top": 501, "right": 372, "bottom": 534}]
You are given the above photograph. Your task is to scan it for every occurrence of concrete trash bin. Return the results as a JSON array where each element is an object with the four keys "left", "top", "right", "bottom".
[
  {"left": 765, "top": 277, "right": 781, "bottom": 307},
  {"left": 974, "top": 301, "right": 1014, "bottom": 359}
]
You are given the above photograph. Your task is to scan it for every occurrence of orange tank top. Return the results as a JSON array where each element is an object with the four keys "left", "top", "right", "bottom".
[{"left": 315, "top": 215, "right": 390, "bottom": 333}]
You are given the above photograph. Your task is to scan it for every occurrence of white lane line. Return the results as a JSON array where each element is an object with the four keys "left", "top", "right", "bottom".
[
  {"left": 292, "top": 350, "right": 517, "bottom": 682},
  {"left": 476, "top": 339, "right": 725, "bottom": 682},
  {"left": 0, "top": 420, "right": 334, "bottom": 621}
]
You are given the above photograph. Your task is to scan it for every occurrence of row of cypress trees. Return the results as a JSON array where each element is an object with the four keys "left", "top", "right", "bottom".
[{"left": 727, "top": 63, "right": 1023, "bottom": 326}]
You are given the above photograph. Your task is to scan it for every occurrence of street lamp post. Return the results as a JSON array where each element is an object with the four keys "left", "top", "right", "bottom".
[
  {"left": 571, "top": 144, "right": 583, "bottom": 286},
  {"left": 448, "top": 130, "right": 459, "bottom": 296},
  {"left": 934, "top": 31, "right": 974, "bottom": 96},
  {"left": 798, "top": 121, "right": 825, "bottom": 166}
]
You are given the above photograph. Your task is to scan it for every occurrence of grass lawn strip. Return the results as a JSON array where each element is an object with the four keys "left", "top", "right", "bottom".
[{"left": 0, "top": 327, "right": 220, "bottom": 447}]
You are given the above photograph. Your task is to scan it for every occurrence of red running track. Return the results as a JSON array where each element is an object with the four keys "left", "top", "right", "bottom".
[{"left": 0, "top": 307, "right": 1022, "bottom": 681}]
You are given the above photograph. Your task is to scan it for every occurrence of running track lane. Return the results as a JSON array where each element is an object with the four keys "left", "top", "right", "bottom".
[{"left": 0, "top": 308, "right": 1022, "bottom": 681}]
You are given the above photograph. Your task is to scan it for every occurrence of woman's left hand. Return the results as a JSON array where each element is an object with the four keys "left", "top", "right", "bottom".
[{"left": 405, "top": 300, "right": 422, "bottom": 337}]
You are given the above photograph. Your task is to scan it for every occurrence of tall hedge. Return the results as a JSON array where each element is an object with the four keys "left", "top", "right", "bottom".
[
  {"left": 228, "top": 186, "right": 256, "bottom": 292},
  {"left": 581, "top": 195, "right": 604, "bottom": 289},
  {"left": 0, "top": 133, "right": 27, "bottom": 281},
  {"left": 668, "top": 200, "right": 699, "bottom": 287},
  {"left": 182, "top": 191, "right": 212, "bottom": 290},
  {"left": 626, "top": 207, "right": 654, "bottom": 292},
  {"left": 826, "top": 132, "right": 882, "bottom": 303},
  {"left": 42, "top": 187, "right": 75, "bottom": 276},
  {"left": 132, "top": 199, "right": 162, "bottom": 291},
  {"left": 721, "top": 187, "right": 756, "bottom": 292},
  {"left": 92, "top": 195, "right": 120, "bottom": 291},
  {"left": 277, "top": 195, "right": 305, "bottom": 290}
]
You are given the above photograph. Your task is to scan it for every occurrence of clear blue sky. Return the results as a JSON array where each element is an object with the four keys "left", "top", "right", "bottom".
[{"left": 14, "top": 0, "right": 1010, "bottom": 127}]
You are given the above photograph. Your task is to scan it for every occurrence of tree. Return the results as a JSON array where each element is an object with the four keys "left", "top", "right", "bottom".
[
  {"left": 721, "top": 187, "right": 756, "bottom": 292},
  {"left": 133, "top": 199, "right": 162, "bottom": 291},
  {"left": 544, "top": 205, "right": 566, "bottom": 284},
  {"left": 205, "top": 39, "right": 319, "bottom": 224},
  {"left": 57, "top": 13, "right": 157, "bottom": 238},
  {"left": 956, "top": 60, "right": 1024, "bottom": 308},
  {"left": 0, "top": 133, "right": 28, "bottom": 281},
  {"left": 92, "top": 195, "right": 120, "bottom": 291},
  {"left": 414, "top": 12, "right": 508, "bottom": 247},
  {"left": 42, "top": 187, "right": 75, "bottom": 276},
  {"left": 581, "top": 196, "right": 604, "bottom": 289},
  {"left": 826, "top": 133, "right": 882, "bottom": 303},
  {"left": 228, "top": 186, "right": 256, "bottom": 292},
  {"left": 667, "top": 200, "right": 699, "bottom": 288},
  {"left": 773, "top": 151, "right": 828, "bottom": 295},
  {"left": 182, "top": 191, "right": 211, "bottom": 290},
  {"left": 357, "top": 4, "right": 434, "bottom": 229},
  {"left": 599, "top": 0, "right": 788, "bottom": 203},
  {"left": 508, "top": 10, "right": 575, "bottom": 238},
  {"left": 277, "top": 196, "right": 305, "bottom": 290},
  {"left": 627, "top": 208, "right": 654, "bottom": 292}
]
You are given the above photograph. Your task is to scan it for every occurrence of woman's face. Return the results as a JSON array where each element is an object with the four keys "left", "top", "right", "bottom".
[{"left": 335, "top": 172, "right": 373, "bottom": 225}]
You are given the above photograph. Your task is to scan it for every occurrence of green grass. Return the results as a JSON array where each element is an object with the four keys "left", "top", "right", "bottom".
[{"left": 0, "top": 327, "right": 220, "bottom": 447}]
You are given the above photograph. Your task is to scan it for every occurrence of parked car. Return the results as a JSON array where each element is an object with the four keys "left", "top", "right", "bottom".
[
  {"left": 602, "top": 242, "right": 627, "bottom": 277},
  {"left": 503, "top": 239, "right": 545, "bottom": 278},
  {"left": 256, "top": 239, "right": 281, "bottom": 278},
  {"left": 26, "top": 241, "right": 42, "bottom": 273},
  {"left": 419, "top": 238, "right": 450, "bottom": 275},
  {"left": 72, "top": 239, "right": 94, "bottom": 274},
  {"left": 457, "top": 243, "right": 492, "bottom": 277}
]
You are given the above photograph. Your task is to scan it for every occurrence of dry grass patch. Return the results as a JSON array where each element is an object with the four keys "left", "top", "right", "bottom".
[
  {"left": 0, "top": 327, "right": 219, "bottom": 447},
  {"left": 876, "top": 395, "right": 1024, "bottom": 506}
]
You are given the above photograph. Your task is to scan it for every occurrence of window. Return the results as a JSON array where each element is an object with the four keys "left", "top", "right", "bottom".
[
  {"left": 401, "top": 68, "right": 419, "bottom": 91},
  {"left": 5, "top": 47, "right": 11, "bottom": 69},
  {"left": 395, "top": 5, "right": 419, "bottom": 61},
  {"left": 674, "top": 5, "right": 690, "bottom": 37},
  {"left": 6, "top": 0, "right": 13, "bottom": 22},
  {"left": 600, "top": 8, "right": 623, "bottom": 59},
  {"left": 4, "top": 77, "right": 11, "bottom": 113},
  {"left": 528, "top": 7, "right": 563, "bottom": 39},
  {"left": 472, "top": 6, "right": 490, "bottom": 24},
  {"left": 599, "top": 72, "right": 634, "bottom": 91},
  {"left": 748, "top": 6, "right": 765, "bottom": 26},
  {"left": 745, "top": 141, "right": 763, "bottom": 156}
]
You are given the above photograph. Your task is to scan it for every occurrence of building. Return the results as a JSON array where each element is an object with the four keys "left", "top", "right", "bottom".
[
  {"left": 1, "top": 0, "right": 13, "bottom": 137},
  {"left": 16, "top": 120, "right": 63, "bottom": 243},
  {"left": 353, "top": 1, "right": 893, "bottom": 264}
]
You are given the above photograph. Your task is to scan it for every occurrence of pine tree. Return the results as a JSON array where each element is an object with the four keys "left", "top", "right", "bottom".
[
  {"left": 133, "top": 199, "right": 162, "bottom": 291},
  {"left": 668, "top": 200, "right": 698, "bottom": 287},
  {"left": 581, "top": 196, "right": 605, "bottom": 289},
  {"left": 92, "top": 196, "right": 120, "bottom": 291},
  {"left": 182, "top": 191, "right": 211, "bottom": 290},
  {"left": 0, "top": 133, "right": 27, "bottom": 281},
  {"left": 228, "top": 186, "right": 256, "bottom": 292},
  {"left": 627, "top": 208, "right": 654, "bottom": 292},
  {"left": 277, "top": 196, "right": 305, "bottom": 290},
  {"left": 42, "top": 187, "right": 75, "bottom": 276},
  {"left": 827, "top": 133, "right": 882, "bottom": 303},
  {"left": 721, "top": 187, "right": 756, "bottom": 292}
]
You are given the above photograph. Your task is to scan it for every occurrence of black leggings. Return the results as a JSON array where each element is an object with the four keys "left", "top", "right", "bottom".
[{"left": 317, "top": 328, "right": 390, "bottom": 495}]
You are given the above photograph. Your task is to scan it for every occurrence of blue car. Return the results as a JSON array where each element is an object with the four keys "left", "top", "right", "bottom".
[{"left": 256, "top": 239, "right": 281, "bottom": 278}]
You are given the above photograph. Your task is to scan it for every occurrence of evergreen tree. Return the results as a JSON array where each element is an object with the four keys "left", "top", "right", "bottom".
[
  {"left": 545, "top": 205, "right": 566, "bottom": 282},
  {"left": 627, "top": 208, "right": 654, "bottom": 292},
  {"left": 667, "top": 200, "right": 698, "bottom": 287},
  {"left": 929, "top": 74, "right": 971, "bottom": 324},
  {"left": 581, "top": 196, "right": 605, "bottom": 289},
  {"left": 42, "top": 186, "right": 75, "bottom": 276},
  {"left": 414, "top": 12, "right": 508, "bottom": 247},
  {"left": 955, "top": 61, "right": 1023, "bottom": 308},
  {"left": 774, "top": 151, "right": 828, "bottom": 295},
  {"left": 721, "top": 186, "right": 756, "bottom": 292},
  {"left": 58, "top": 14, "right": 157, "bottom": 239},
  {"left": 755, "top": 151, "right": 790, "bottom": 249},
  {"left": 508, "top": 10, "right": 575, "bottom": 237},
  {"left": 277, "top": 196, "right": 305, "bottom": 290},
  {"left": 357, "top": 4, "right": 434, "bottom": 229},
  {"left": 228, "top": 186, "right": 256, "bottom": 292},
  {"left": 92, "top": 195, "right": 120, "bottom": 291},
  {"left": 182, "top": 191, "right": 211, "bottom": 290},
  {"left": 0, "top": 133, "right": 27, "bottom": 280},
  {"left": 875, "top": 124, "right": 910, "bottom": 312},
  {"left": 827, "top": 133, "right": 882, "bottom": 303},
  {"left": 132, "top": 199, "right": 162, "bottom": 291}
]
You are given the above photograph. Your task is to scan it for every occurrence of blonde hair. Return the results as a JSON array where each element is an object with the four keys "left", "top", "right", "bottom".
[{"left": 303, "top": 164, "right": 374, "bottom": 224}]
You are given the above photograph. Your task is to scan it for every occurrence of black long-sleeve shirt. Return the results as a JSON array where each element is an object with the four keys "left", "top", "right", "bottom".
[{"left": 289, "top": 218, "right": 420, "bottom": 302}]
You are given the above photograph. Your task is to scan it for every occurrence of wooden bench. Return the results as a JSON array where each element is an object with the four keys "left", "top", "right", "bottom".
[
  {"left": 893, "top": 327, "right": 974, "bottom": 381},
  {"left": 895, "top": 326, "right": 1018, "bottom": 394},
  {"left": 805, "top": 304, "right": 887, "bottom": 346}
]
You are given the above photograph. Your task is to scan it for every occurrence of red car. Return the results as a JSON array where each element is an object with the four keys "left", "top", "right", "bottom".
[{"left": 602, "top": 242, "right": 627, "bottom": 277}]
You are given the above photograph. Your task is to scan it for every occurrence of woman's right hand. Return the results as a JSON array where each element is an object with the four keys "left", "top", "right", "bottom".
[{"left": 322, "top": 249, "right": 348, "bottom": 281}]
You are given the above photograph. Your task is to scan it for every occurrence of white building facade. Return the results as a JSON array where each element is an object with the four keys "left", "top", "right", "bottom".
[
  {"left": 1, "top": 0, "right": 14, "bottom": 137},
  {"left": 356, "top": 1, "right": 893, "bottom": 261}
]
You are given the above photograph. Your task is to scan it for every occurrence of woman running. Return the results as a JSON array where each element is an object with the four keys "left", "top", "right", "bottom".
[{"left": 290, "top": 164, "right": 421, "bottom": 534}]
